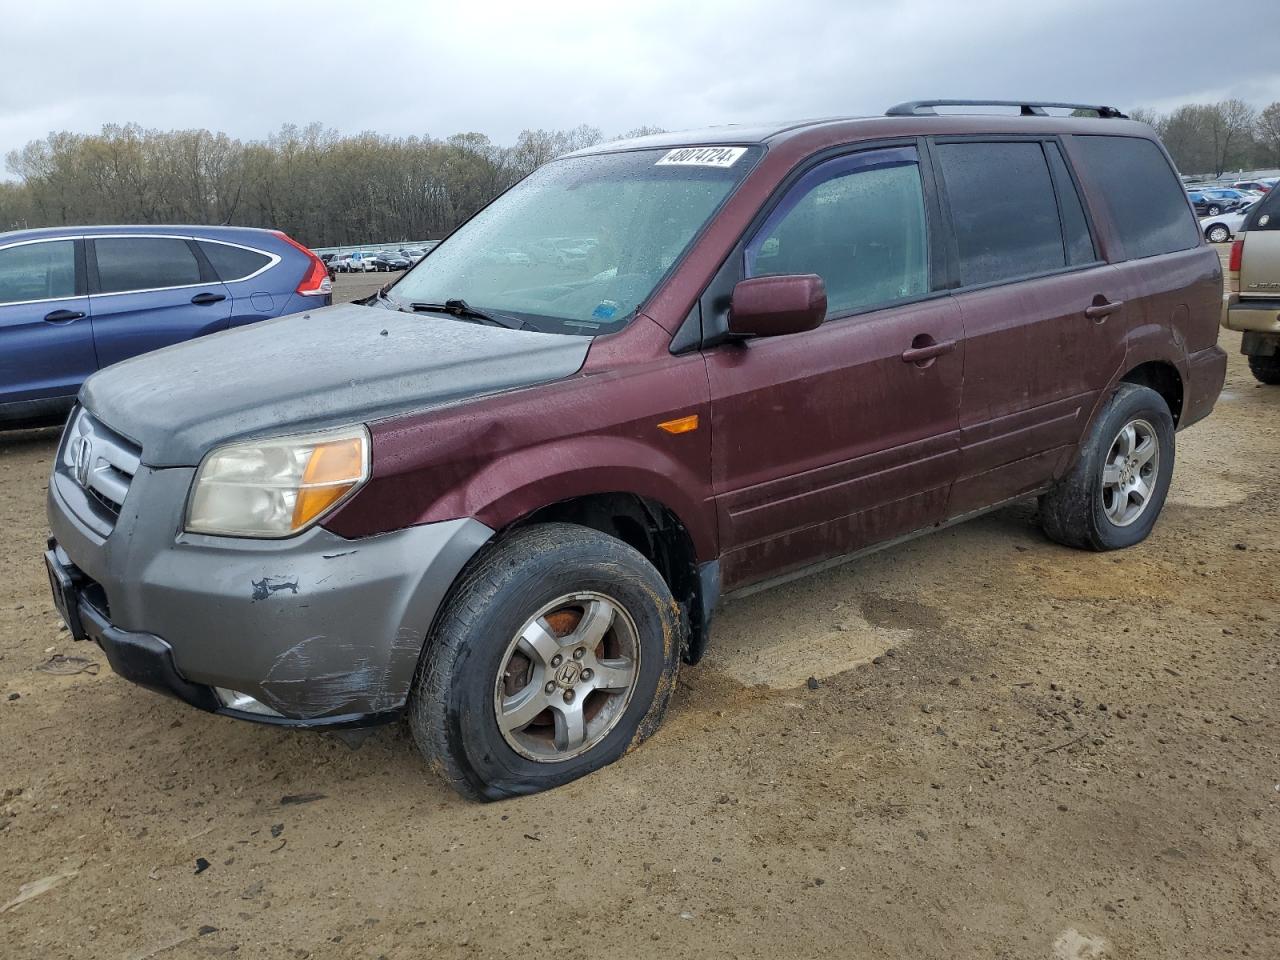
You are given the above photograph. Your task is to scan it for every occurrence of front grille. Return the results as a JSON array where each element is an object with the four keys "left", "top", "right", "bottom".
[{"left": 56, "top": 408, "right": 142, "bottom": 535}]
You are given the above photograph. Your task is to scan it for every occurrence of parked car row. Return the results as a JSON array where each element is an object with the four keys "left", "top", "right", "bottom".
[
  {"left": 326, "top": 245, "right": 435, "bottom": 273},
  {"left": 1189, "top": 188, "right": 1255, "bottom": 217},
  {"left": 1185, "top": 179, "right": 1276, "bottom": 218},
  {"left": 474, "top": 236, "right": 602, "bottom": 269}
]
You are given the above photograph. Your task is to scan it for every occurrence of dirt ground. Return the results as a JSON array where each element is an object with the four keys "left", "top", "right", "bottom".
[{"left": 1, "top": 268, "right": 1277, "bottom": 960}]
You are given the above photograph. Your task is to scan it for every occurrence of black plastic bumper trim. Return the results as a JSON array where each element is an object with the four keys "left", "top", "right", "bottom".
[
  {"left": 77, "top": 594, "right": 398, "bottom": 730},
  {"left": 80, "top": 600, "right": 222, "bottom": 711},
  {"left": 217, "top": 706, "right": 402, "bottom": 730}
]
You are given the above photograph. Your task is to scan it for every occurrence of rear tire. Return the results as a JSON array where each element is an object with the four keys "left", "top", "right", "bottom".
[
  {"left": 409, "top": 523, "right": 682, "bottom": 801},
  {"left": 1207, "top": 204, "right": 1222, "bottom": 216},
  {"left": 1248, "top": 355, "right": 1280, "bottom": 385},
  {"left": 1040, "top": 383, "right": 1175, "bottom": 551}
]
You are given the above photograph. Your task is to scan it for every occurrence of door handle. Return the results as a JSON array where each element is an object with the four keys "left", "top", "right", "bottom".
[
  {"left": 43, "top": 309, "right": 85, "bottom": 324},
  {"left": 1084, "top": 298, "right": 1124, "bottom": 321},
  {"left": 190, "top": 292, "right": 226, "bottom": 306},
  {"left": 901, "top": 337, "right": 956, "bottom": 366}
]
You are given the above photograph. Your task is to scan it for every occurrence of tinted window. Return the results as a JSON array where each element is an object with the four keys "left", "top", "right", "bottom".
[
  {"left": 936, "top": 141, "right": 1067, "bottom": 286},
  {"left": 0, "top": 240, "right": 76, "bottom": 305},
  {"left": 1045, "top": 143, "right": 1096, "bottom": 265},
  {"left": 1073, "top": 136, "right": 1200, "bottom": 259},
  {"left": 745, "top": 147, "right": 929, "bottom": 316},
  {"left": 198, "top": 241, "right": 272, "bottom": 281},
  {"left": 1245, "top": 187, "right": 1280, "bottom": 232},
  {"left": 94, "top": 237, "right": 202, "bottom": 294}
]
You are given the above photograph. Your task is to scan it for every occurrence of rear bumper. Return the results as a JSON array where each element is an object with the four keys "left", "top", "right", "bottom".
[{"left": 1222, "top": 295, "right": 1280, "bottom": 334}]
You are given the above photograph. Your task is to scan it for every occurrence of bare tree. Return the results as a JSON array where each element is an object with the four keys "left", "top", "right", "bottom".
[
  {"left": 1257, "top": 102, "right": 1280, "bottom": 168},
  {"left": 1209, "top": 99, "right": 1258, "bottom": 175},
  {"left": 8, "top": 101, "right": 1269, "bottom": 246}
]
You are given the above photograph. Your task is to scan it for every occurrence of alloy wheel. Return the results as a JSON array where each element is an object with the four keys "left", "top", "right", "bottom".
[
  {"left": 493, "top": 592, "right": 641, "bottom": 762},
  {"left": 1100, "top": 418, "right": 1160, "bottom": 527}
]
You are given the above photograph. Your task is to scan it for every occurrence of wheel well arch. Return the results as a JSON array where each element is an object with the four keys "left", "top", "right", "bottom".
[
  {"left": 504, "top": 492, "right": 713, "bottom": 664},
  {"left": 1120, "top": 360, "right": 1183, "bottom": 426}
]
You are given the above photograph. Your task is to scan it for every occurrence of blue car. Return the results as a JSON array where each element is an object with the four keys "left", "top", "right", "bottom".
[
  {"left": 0, "top": 225, "right": 332, "bottom": 428},
  {"left": 1187, "top": 189, "right": 1253, "bottom": 217}
]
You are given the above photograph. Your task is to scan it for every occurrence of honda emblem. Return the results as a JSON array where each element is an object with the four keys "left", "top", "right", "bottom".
[{"left": 71, "top": 435, "right": 93, "bottom": 488}]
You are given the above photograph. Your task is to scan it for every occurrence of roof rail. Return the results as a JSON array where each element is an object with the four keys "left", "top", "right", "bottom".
[{"left": 885, "top": 99, "right": 1128, "bottom": 120}]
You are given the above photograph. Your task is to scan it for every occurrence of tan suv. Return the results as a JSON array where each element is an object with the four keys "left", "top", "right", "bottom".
[{"left": 1223, "top": 187, "right": 1280, "bottom": 383}]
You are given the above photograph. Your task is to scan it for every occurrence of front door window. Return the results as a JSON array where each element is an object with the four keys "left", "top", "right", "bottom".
[{"left": 745, "top": 146, "right": 929, "bottom": 317}]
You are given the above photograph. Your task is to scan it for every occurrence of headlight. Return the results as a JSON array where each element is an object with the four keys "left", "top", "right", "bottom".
[{"left": 186, "top": 426, "right": 370, "bottom": 538}]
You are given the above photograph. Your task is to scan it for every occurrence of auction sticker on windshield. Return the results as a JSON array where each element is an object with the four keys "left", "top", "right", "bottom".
[{"left": 655, "top": 146, "right": 748, "bottom": 168}]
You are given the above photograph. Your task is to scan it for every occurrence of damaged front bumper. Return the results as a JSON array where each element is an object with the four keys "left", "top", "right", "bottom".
[{"left": 47, "top": 461, "right": 492, "bottom": 727}]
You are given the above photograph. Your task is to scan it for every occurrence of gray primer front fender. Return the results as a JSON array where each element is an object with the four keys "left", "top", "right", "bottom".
[{"left": 48, "top": 464, "right": 493, "bottom": 720}]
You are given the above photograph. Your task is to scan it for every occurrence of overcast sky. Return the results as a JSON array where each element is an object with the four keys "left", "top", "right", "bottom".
[{"left": 3, "top": 0, "right": 1279, "bottom": 163}]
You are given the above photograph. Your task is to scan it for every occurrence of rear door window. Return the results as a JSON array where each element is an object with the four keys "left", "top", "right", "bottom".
[
  {"left": 197, "top": 241, "right": 273, "bottom": 281},
  {"left": 0, "top": 240, "right": 76, "bottom": 305},
  {"left": 934, "top": 141, "right": 1072, "bottom": 286},
  {"left": 94, "top": 237, "right": 202, "bottom": 294},
  {"left": 745, "top": 146, "right": 930, "bottom": 317},
  {"left": 1071, "top": 136, "right": 1200, "bottom": 259}
]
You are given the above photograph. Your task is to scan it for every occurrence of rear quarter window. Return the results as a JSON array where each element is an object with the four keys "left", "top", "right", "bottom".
[
  {"left": 198, "top": 241, "right": 273, "bottom": 281},
  {"left": 1072, "top": 136, "right": 1200, "bottom": 259},
  {"left": 1244, "top": 189, "right": 1280, "bottom": 231}
]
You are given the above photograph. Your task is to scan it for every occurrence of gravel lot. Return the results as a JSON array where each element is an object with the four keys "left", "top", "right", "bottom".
[{"left": 1, "top": 267, "right": 1276, "bottom": 959}]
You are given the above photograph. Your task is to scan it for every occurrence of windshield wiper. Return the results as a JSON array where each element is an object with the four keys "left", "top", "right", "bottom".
[
  {"left": 408, "top": 298, "right": 529, "bottom": 330},
  {"left": 363, "top": 285, "right": 399, "bottom": 309}
]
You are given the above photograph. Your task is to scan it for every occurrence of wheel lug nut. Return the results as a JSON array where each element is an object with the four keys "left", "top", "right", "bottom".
[
  {"left": 544, "top": 681, "right": 556, "bottom": 694},
  {"left": 581, "top": 668, "right": 593, "bottom": 682},
  {"left": 563, "top": 689, "right": 575, "bottom": 703},
  {"left": 573, "top": 648, "right": 585, "bottom": 660},
  {"left": 551, "top": 654, "right": 562, "bottom": 667}
]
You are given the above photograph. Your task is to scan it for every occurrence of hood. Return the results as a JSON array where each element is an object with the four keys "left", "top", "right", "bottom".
[{"left": 80, "top": 301, "right": 591, "bottom": 467}]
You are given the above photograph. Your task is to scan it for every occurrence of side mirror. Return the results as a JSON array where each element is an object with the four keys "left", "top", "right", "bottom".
[{"left": 728, "top": 274, "right": 827, "bottom": 338}]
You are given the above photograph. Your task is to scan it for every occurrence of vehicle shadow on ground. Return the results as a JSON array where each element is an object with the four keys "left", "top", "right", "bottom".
[
  {"left": 699, "top": 499, "right": 1047, "bottom": 688},
  {"left": 0, "top": 426, "right": 62, "bottom": 453}
]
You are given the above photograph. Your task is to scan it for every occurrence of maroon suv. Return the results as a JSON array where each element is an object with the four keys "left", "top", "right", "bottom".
[{"left": 44, "top": 99, "right": 1226, "bottom": 799}]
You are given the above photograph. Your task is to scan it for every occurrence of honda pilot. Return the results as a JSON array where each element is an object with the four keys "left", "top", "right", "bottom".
[{"left": 44, "top": 100, "right": 1227, "bottom": 799}]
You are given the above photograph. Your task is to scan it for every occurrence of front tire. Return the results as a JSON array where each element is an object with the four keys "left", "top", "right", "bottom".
[
  {"left": 1207, "top": 204, "right": 1222, "bottom": 216},
  {"left": 409, "top": 523, "right": 682, "bottom": 801},
  {"left": 1206, "top": 224, "right": 1230, "bottom": 243},
  {"left": 1040, "top": 383, "right": 1175, "bottom": 551},
  {"left": 1248, "top": 355, "right": 1280, "bottom": 384}
]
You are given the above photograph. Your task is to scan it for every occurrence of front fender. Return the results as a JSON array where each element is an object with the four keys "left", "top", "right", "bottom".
[
  {"left": 452, "top": 435, "right": 718, "bottom": 561},
  {"left": 325, "top": 357, "right": 718, "bottom": 559}
]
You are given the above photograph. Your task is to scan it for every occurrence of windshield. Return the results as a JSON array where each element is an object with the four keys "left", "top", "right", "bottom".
[{"left": 388, "top": 146, "right": 760, "bottom": 334}]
